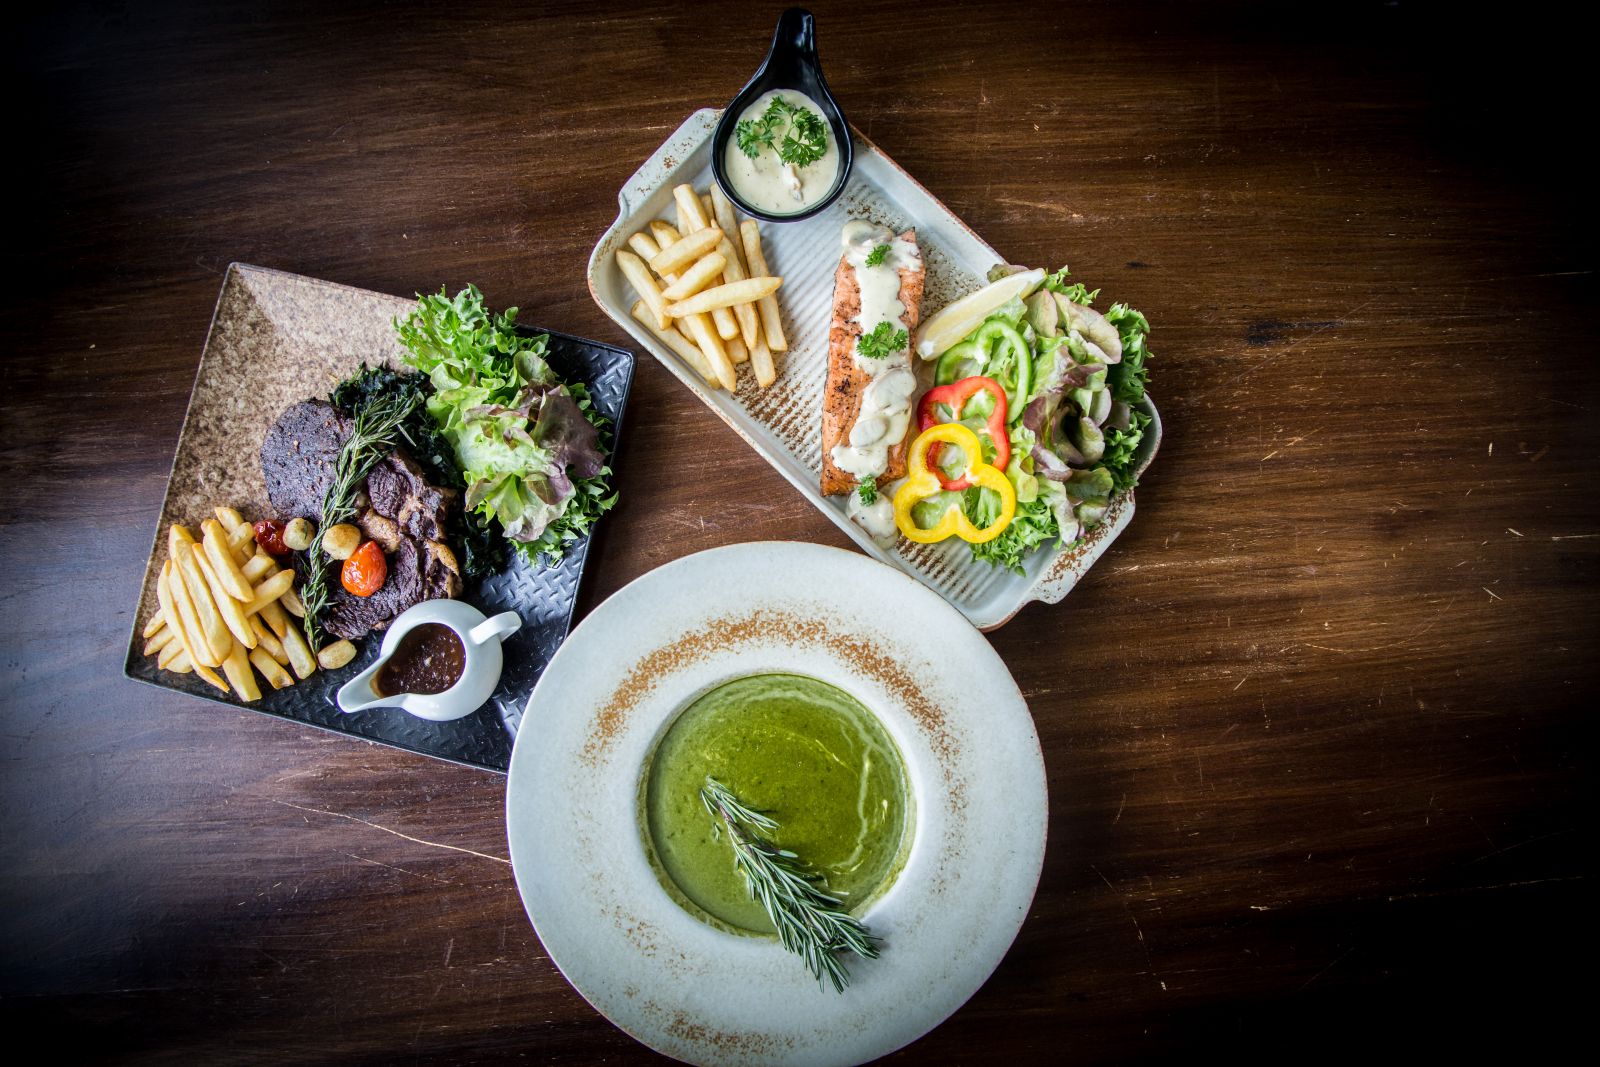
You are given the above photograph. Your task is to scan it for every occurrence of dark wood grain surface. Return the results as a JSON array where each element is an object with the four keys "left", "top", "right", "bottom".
[{"left": 4, "top": 1, "right": 1594, "bottom": 1062}]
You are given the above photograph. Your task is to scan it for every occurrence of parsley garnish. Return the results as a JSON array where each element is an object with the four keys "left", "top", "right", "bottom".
[
  {"left": 736, "top": 98, "right": 829, "bottom": 167},
  {"left": 856, "top": 321, "right": 909, "bottom": 360},
  {"left": 857, "top": 480, "right": 878, "bottom": 505},
  {"left": 864, "top": 244, "right": 891, "bottom": 267}
]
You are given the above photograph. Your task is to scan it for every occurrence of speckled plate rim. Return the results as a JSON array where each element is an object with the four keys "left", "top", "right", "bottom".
[{"left": 505, "top": 542, "right": 1047, "bottom": 1066}]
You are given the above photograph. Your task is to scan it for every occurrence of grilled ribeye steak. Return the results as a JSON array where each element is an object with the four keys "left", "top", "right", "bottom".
[{"left": 260, "top": 399, "right": 463, "bottom": 639}]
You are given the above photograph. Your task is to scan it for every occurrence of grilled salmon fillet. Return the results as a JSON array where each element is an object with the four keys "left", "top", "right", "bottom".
[{"left": 820, "top": 228, "right": 925, "bottom": 496}]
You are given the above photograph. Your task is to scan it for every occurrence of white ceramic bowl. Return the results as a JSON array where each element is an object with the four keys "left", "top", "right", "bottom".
[
  {"left": 506, "top": 542, "right": 1046, "bottom": 1066},
  {"left": 336, "top": 600, "right": 521, "bottom": 722}
]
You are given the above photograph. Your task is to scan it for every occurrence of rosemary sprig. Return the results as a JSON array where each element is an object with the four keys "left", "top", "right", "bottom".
[
  {"left": 299, "top": 386, "right": 423, "bottom": 649},
  {"left": 700, "top": 777, "right": 880, "bottom": 993}
]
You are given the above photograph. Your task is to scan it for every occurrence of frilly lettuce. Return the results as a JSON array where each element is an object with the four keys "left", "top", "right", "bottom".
[{"left": 396, "top": 285, "right": 615, "bottom": 562}]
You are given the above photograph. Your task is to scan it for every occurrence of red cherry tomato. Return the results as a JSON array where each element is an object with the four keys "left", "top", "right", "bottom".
[
  {"left": 340, "top": 540, "right": 387, "bottom": 598},
  {"left": 253, "top": 519, "right": 289, "bottom": 556}
]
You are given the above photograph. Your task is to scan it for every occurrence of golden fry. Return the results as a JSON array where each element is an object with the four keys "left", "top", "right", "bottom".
[
  {"left": 227, "top": 519, "right": 255, "bottom": 562},
  {"left": 202, "top": 519, "right": 254, "bottom": 600},
  {"left": 167, "top": 649, "right": 193, "bottom": 674},
  {"left": 659, "top": 251, "right": 728, "bottom": 302},
  {"left": 242, "top": 552, "right": 275, "bottom": 583},
  {"left": 279, "top": 586, "right": 305, "bottom": 618},
  {"left": 740, "top": 219, "right": 788, "bottom": 352},
  {"left": 243, "top": 570, "right": 295, "bottom": 617},
  {"left": 681, "top": 312, "right": 737, "bottom": 391},
  {"left": 249, "top": 616, "right": 288, "bottom": 665},
  {"left": 281, "top": 622, "right": 317, "bottom": 681},
  {"left": 194, "top": 549, "right": 257, "bottom": 651},
  {"left": 144, "top": 626, "right": 174, "bottom": 658},
  {"left": 648, "top": 219, "right": 681, "bottom": 250},
  {"left": 167, "top": 523, "right": 195, "bottom": 559},
  {"left": 727, "top": 336, "right": 750, "bottom": 366},
  {"left": 214, "top": 506, "right": 245, "bottom": 531},
  {"left": 709, "top": 185, "right": 747, "bottom": 273},
  {"left": 673, "top": 184, "right": 711, "bottom": 232},
  {"left": 172, "top": 542, "right": 227, "bottom": 666},
  {"left": 249, "top": 647, "right": 295, "bottom": 690},
  {"left": 157, "top": 561, "right": 206, "bottom": 669},
  {"left": 259, "top": 598, "right": 291, "bottom": 639},
  {"left": 142, "top": 609, "right": 166, "bottom": 639},
  {"left": 648, "top": 226, "right": 723, "bottom": 277},
  {"left": 221, "top": 641, "right": 262, "bottom": 702},
  {"left": 157, "top": 637, "right": 185, "bottom": 669},
  {"left": 750, "top": 332, "right": 778, "bottom": 388},
  {"left": 665, "top": 276, "right": 782, "bottom": 318},
  {"left": 714, "top": 235, "right": 762, "bottom": 348},
  {"left": 631, "top": 300, "right": 717, "bottom": 384},
  {"left": 616, "top": 249, "right": 672, "bottom": 330}
]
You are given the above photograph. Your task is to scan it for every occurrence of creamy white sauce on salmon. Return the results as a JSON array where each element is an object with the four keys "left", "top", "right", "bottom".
[
  {"left": 830, "top": 221, "right": 922, "bottom": 482},
  {"left": 722, "top": 90, "right": 841, "bottom": 215},
  {"left": 846, "top": 482, "right": 901, "bottom": 545}
]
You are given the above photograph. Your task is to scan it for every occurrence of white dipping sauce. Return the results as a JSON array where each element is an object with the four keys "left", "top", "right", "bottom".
[
  {"left": 722, "top": 90, "right": 840, "bottom": 215},
  {"left": 846, "top": 489, "right": 898, "bottom": 545},
  {"left": 829, "top": 221, "right": 923, "bottom": 483}
]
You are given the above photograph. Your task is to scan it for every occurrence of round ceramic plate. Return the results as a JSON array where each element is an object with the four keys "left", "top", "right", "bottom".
[{"left": 506, "top": 542, "right": 1047, "bottom": 1066}]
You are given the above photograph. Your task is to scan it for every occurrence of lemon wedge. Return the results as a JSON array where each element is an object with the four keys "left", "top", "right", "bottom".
[{"left": 913, "top": 267, "right": 1046, "bottom": 360}]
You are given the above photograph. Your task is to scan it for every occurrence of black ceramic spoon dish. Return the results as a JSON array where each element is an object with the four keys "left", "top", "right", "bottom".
[{"left": 711, "top": 8, "right": 853, "bottom": 223}]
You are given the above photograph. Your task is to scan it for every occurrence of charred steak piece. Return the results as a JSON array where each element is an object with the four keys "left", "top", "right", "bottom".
[
  {"left": 260, "top": 398, "right": 465, "bottom": 640},
  {"left": 259, "top": 400, "right": 351, "bottom": 522}
]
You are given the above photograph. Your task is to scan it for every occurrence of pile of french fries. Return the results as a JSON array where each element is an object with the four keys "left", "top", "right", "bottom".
[
  {"left": 616, "top": 182, "right": 789, "bottom": 391},
  {"left": 140, "top": 506, "right": 357, "bottom": 701}
]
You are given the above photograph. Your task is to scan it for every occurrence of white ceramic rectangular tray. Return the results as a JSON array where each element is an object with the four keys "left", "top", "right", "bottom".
[{"left": 588, "top": 109, "right": 1160, "bottom": 630}]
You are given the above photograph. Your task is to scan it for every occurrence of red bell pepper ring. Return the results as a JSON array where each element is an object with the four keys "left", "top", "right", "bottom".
[{"left": 916, "top": 375, "right": 1010, "bottom": 490}]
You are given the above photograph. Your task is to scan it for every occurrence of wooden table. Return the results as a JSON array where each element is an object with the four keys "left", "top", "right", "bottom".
[{"left": 5, "top": 1, "right": 1592, "bottom": 1061}]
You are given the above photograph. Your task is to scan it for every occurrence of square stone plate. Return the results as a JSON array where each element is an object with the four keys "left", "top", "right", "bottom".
[{"left": 123, "top": 264, "right": 635, "bottom": 772}]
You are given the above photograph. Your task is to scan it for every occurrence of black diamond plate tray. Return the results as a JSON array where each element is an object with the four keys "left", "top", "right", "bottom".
[{"left": 123, "top": 264, "right": 634, "bottom": 772}]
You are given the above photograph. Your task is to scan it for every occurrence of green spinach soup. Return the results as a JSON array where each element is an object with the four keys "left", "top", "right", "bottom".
[{"left": 642, "top": 673, "right": 912, "bottom": 934}]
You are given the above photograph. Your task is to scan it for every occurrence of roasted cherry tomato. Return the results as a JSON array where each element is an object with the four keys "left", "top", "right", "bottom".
[
  {"left": 253, "top": 519, "right": 289, "bottom": 556},
  {"left": 340, "top": 540, "right": 387, "bottom": 598}
]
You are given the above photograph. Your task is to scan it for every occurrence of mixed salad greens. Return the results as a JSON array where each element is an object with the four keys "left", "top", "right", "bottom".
[
  {"left": 911, "top": 266, "right": 1153, "bottom": 574},
  {"left": 387, "top": 284, "right": 616, "bottom": 566}
]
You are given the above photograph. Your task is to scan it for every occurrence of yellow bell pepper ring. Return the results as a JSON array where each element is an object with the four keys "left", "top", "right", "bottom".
[{"left": 893, "top": 423, "right": 1017, "bottom": 544}]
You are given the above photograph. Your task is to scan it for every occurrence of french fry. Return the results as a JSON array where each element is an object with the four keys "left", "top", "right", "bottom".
[
  {"left": 157, "top": 560, "right": 208, "bottom": 670},
  {"left": 666, "top": 277, "right": 782, "bottom": 318},
  {"left": 214, "top": 506, "right": 245, "bottom": 531},
  {"left": 709, "top": 184, "right": 746, "bottom": 272},
  {"left": 193, "top": 548, "right": 256, "bottom": 651},
  {"left": 173, "top": 542, "right": 228, "bottom": 666},
  {"left": 250, "top": 616, "right": 288, "bottom": 665},
  {"left": 681, "top": 311, "right": 737, "bottom": 391},
  {"left": 628, "top": 230, "right": 664, "bottom": 264},
  {"left": 279, "top": 586, "right": 305, "bottom": 618},
  {"left": 168, "top": 523, "right": 195, "bottom": 559},
  {"left": 167, "top": 649, "right": 193, "bottom": 674},
  {"left": 740, "top": 219, "right": 788, "bottom": 352},
  {"left": 727, "top": 336, "right": 750, "bottom": 366},
  {"left": 648, "top": 226, "right": 723, "bottom": 277},
  {"left": 673, "top": 184, "right": 710, "bottom": 232},
  {"left": 616, "top": 249, "right": 672, "bottom": 330},
  {"left": 144, "top": 626, "right": 174, "bottom": 658},
  {"left": 700, "top": 191, "right": 715, "bottom": 224},
  {"left": 242, "top": 552, "right": 275, "bottom": 583},
  {"left": 659, "top": 251, "right": 728, "bottom": 302},
  {"left": 281, "top": 623, "right": 317, "bottom": 681},
  {"left": 221, "top": 641, "right": 262, "bottom": 702},
  {"left": 157, "top": 637, "right": 185, "bottom": 669},
  {"left": 631, "top": 300, "right": 717, "bottom": 384},
  {"left": 202, "top": 519, "right": 254, "bottom": 600},
  {"left": 250, "top": 647, "right": 295, "bottom": 690},
  {"left": 714, "top": 235, "right": 763, "bottom": 348},
  {"left": 260, "top": 598, "right": 291, "bottom": 639},
  {"left": 649, "top": 219, "right": 681, "bottom": 250},
  {"left": 227, "top": 519, "right": 255, "bottom": 562},
  {"left": 142, "top": 609, "right": 166, "bottom": 639},
  {"left": 316, "top": 640, "right": 358, "bottom": 671},
  {"left": 243, "top": 570, "right": 295, "bottom": 617},
  {"left": 750, "top": 332, "right": 778, "bottom": 388}
]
